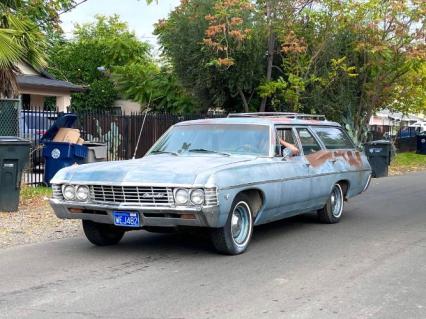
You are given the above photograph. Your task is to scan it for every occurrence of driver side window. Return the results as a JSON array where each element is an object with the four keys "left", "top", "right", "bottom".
[{"left": 276, "top": 128, "right": 299, "bottom": 156}]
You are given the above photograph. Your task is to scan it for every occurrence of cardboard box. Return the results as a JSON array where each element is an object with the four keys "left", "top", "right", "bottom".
[{"left": 53, "top": 128, "right": 80, "bottom": 144}]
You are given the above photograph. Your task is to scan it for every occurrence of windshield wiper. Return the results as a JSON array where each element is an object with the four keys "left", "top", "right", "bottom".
[
  {"left": 188, "top": 148, "right": 231, "bottom": 156},
  {"left": 150, "top": 150, "right": 179, "bottom": 156}
]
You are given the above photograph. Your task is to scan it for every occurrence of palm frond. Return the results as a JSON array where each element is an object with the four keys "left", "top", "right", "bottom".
[
  {"left": 0, "top": 28, "right": 23, "bottom": 68},
  {"left": 0, "top": 11, "right": 47, "bottom": 96}
]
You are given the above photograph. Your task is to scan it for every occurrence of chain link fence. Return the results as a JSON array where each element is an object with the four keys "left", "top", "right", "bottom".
[{"left": 0, "top": 99, "right": 20, "bottom": 136}]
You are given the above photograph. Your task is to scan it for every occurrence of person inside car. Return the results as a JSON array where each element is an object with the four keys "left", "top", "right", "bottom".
[{"left": 279, "top": 137, "right": 299, "bottom": 156}]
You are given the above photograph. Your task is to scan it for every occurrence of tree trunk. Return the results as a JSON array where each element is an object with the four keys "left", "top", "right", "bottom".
[
  {"left": 260, "top": 1, "right": 275, "bottom": 112},
  {"left": 238, "top": 88, "right": 249, "bottom": 112}
]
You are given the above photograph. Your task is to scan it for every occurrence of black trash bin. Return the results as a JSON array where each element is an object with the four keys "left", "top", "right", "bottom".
[
  {"left": 41, "top": 114, "right": 88, "bottom": 185},
  {"left": 0, "top": 137, "right": 31, "bottom": 212},
  {"left": 417, "top": 132, "right": 426, "bottom": 155},
  {"left": 364, "top": 140, "right": 393, "bottom": 178}
]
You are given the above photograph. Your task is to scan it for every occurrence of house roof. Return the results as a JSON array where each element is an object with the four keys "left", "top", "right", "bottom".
[
  {"left": 376, "top": 109, "right": 424, "bottom": 122},
  {"left": 16, "top": 74, "right": 85, "bottom": 92}
]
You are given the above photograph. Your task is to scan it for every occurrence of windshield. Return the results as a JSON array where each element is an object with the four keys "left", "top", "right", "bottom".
[{"left": 149, "top": 124, "right": 270, "bottom": 156}]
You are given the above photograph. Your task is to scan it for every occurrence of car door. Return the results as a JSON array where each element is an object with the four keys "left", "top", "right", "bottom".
[
  {"left": 294, "top": 126, "right": 334, "bottom": 209},
  {"left": 271, "top": 126, "right": 311, "bottom": 217}
]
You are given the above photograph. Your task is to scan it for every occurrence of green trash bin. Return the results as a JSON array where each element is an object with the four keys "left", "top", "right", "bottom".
[
  {"left": 364, "top": 140, "right": 393, "bottom": 178},
  {"left": 0, "top": 137, "right": 31, "bottom": 212}
]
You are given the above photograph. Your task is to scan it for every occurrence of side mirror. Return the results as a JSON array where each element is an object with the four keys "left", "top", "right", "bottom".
[{"left": 282, "top": 147, "right": 292, "bottom": 160}]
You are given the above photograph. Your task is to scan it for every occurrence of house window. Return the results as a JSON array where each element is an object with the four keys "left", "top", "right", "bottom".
[{"left": 21, "top": 94, "right": 31, "bottom": 110}]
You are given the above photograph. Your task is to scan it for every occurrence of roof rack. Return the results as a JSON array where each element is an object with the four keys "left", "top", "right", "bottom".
[{"left": 227, "top": 112, "right": 327, "bottom": 121}]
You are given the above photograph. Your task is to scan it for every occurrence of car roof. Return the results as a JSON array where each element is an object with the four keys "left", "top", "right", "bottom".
[{"left": 175, "top": 116, "right": 341, "bottom": 127}]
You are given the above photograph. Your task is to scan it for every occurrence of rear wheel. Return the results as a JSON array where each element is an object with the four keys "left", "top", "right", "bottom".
[
  {"left": 317, "top": 183, "right": 344, "bottom": 224},
  {"left": 82, "top": 220, "right": 125, "bottom": 246},
  {"left": 210, "top": 194, "right": 253, "bottom": 255}
]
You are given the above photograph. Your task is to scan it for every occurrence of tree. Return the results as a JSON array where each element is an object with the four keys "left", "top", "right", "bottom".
[
  {"left": 300, "top": 0, "right": 426, "bottom": 143},
  {"left": 155, "top": 0, "right": 265, "bottom": 112},
  {"left": 0, "top": 0, "right": 76, "bottom": 97},
  {"left": 248, "top": 0, "right": 425, "bottom": 143},
  {"left": 0, "top": 1, "right": 46, "bottom": 97},
  {"left": 156, "top": 0, "right": 425, "bottom": 140},
  {"left": 113, "top": 63, "right": 198, "bottom": 114},
  {"left": 48, "top": 15, "right": 151, "bottom": 110}
]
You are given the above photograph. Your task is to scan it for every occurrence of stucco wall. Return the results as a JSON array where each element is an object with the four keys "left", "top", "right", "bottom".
[{"left": 114, "top": 99, "right": 144, "bottom": 115}]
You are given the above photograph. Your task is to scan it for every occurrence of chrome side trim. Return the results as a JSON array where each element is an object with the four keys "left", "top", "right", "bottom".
[
  {"left": 362, "top": 174, "right": 372, "bottom": 192},
  {"left": 219, "top": 169, "right": 371, "bottom": 191}
]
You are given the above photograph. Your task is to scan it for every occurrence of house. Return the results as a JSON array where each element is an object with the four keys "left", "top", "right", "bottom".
[
  {"left": 369, "top": 109, "right": 426, "bottom": 138},
  {"left": 16, "top": 62, "right": 84, "bottom": 112}
]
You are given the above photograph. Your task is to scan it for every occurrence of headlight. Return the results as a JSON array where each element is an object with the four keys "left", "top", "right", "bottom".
[
  {"left": 63, "top": 185, "right": 76, "bottom": 201},
  {"left": 190, "top": 189, "right": 205, "bottom": 205},
  {"left": 174, "top": 188, "right": 189, "bottom": 205},
  {"left": 76, "top": 185, "right": 90, "bottom": 201}
]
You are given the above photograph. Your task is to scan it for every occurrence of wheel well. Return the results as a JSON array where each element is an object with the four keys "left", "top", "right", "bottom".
[
  {"left": 238, "top": 189, "right": 264, "bottom": 217},
  {"left": 337, "top": 180, "right": 350, "bottom": 198}
]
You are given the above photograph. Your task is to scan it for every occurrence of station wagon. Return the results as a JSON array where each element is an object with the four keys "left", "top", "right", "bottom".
[{"left": 50, "top": 113, "right": 372, "bottom": 255}]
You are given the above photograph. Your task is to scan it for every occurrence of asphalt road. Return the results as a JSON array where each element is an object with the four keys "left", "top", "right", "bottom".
[{"left": 1, "top": 172, "right": 425, "bottom": 319}]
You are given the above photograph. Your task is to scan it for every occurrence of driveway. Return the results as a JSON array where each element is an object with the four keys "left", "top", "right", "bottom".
[{"left": 0, "top": 172, "right": 425, "bottom": 319}]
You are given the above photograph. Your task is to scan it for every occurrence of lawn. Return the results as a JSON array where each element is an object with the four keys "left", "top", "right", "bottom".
[
  {"left": 390, "top": 152, "right": 426, "bottom": 175},
  {"left": 20, "top": 186, "right": 52, "bottom": 207}
]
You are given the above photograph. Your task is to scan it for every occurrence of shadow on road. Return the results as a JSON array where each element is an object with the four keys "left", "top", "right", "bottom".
[{"left": 80, "top": 211, "right": 328, "bottom": 256}]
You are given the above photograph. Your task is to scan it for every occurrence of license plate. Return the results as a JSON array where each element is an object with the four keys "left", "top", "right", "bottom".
[{"left": 113, "top": 211, "right": 140, "bottom": 227}]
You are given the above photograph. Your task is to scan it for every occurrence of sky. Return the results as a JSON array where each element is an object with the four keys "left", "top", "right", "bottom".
[{"left": 60, "top": 0, "right": 181, "bottom": 54}]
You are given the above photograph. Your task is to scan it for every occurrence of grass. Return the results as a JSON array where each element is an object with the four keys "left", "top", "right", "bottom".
[
  {"left": 20, "top": 186, "right": 52, "bottom": 200},
  {"left": 390, "top": 152, "right": 426, "bottom": 175},
  {"left": 19, "top": 186, "right": 52, "bottom": 208}
]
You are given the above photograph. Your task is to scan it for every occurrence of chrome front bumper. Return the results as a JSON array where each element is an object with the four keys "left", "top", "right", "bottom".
[{"left": 49, "top": 199, "right": 221, "bottom": 228}]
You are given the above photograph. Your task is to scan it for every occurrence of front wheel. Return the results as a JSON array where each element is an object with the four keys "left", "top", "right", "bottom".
[
  {"left": 210, "top": 194, "right": 253, "bottom": 255},
  {"left": 82, "top": 220, "right": 125, "bottom": 246},
  {"left": 317, "top": 183, "right": 344, "bottom": 224}
]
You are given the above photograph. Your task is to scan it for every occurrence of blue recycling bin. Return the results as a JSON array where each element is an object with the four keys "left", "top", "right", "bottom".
[{"left": 41, "top": 114, "right": 88, "bottom": 185}]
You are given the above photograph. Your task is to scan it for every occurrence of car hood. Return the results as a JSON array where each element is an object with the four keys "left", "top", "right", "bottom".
[{"left": 51, "top": 154, "right": 255, "bottom": 185}]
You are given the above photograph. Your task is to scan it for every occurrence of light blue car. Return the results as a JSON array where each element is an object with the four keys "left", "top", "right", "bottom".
[{"left": 50, "top": 113, "right": 372, "bottom": 255}]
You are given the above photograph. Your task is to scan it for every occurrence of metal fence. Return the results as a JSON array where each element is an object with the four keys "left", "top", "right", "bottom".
[
  {"left": 19, "top": 108, "right": 225, "bottom": 186},
  {"left": 0, "top": 99, "right": 20, "bottom": 136}
]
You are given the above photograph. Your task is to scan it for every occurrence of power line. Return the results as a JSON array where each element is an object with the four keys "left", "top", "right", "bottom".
[{"left": 59, "top": 0, "right": 90, "bottom": 16}]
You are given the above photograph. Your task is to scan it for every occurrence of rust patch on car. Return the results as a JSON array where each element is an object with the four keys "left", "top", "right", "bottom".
[
  {"left": 305, "top": 150, "right": 334, "bottom": 167},
  {"left": 306, "top": 150, "right": 362, "bottom": 168}
]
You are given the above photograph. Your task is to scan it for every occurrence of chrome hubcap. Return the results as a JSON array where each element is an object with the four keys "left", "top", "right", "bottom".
[
  {"left": 231, "top": 202, "right": 251, "bottom": 246},
  {"left": 331, "top": 185, "right": 343, "bottom": 218}
]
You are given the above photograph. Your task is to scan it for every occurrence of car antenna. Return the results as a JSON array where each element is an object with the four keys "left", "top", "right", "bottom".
[{"left": 132, "top": 94, "right": 151, "bottom": 160}]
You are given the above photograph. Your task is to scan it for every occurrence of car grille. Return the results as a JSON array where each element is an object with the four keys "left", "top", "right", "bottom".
[
  {"left": 52, "top": 184, "right": 219, "bottom": 207},
  {"left": 90, "top": 185, "right": 174, "bottom": 207}
]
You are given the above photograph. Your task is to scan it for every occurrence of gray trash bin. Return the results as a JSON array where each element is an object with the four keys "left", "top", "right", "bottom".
[
  {"left": 81, "top": 143, "right": 108, "bottom": 164},
  {"left": 0, "top": 137, "right": 31, "bottom": 212},
  {"left": 364, "top": 140, "right": 392, "bottom": 178}
]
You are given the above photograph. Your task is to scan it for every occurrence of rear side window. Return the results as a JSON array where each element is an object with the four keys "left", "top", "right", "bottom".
[
  {"left": 313, "top": 127, "right": 354, "bottom": 149},
  {"left": 296, "top": 128, "right": 322, "bottom": 155}
]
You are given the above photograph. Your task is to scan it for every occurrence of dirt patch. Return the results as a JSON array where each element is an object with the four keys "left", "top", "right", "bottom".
[
  {"left": 389, "top": 166, "right": 426, "bottom": 176},
  {"left": 0, "top": 198, "right": 81, "bottom": 249}
]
